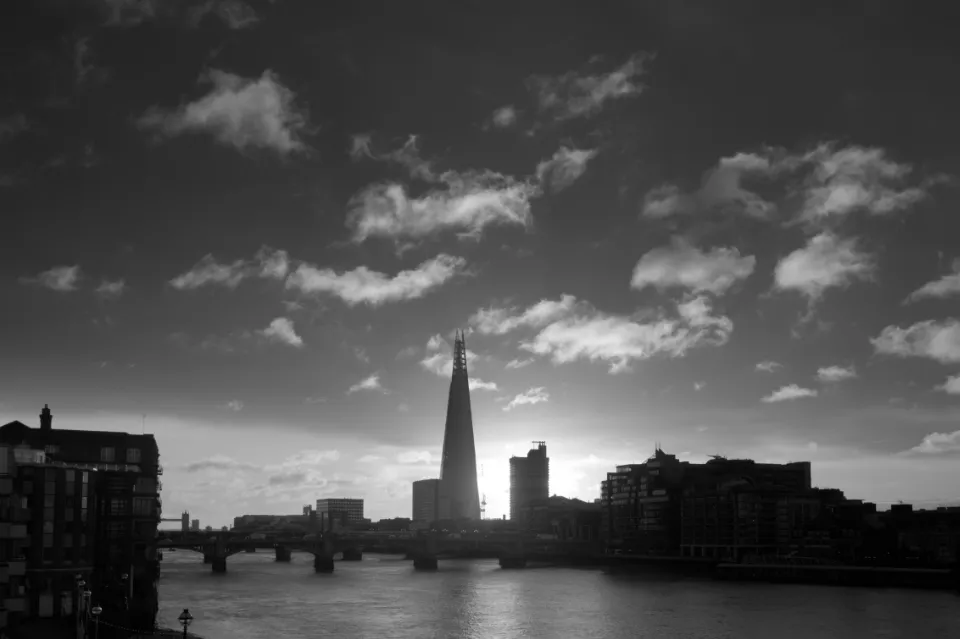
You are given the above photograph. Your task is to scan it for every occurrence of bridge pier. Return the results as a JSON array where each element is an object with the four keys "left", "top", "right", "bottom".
[
  {"left": 413, "top": 554, "right": 438, "bottom": 570},
  {"left": 341, "top": 547, "right": 362, "bottom": 561},
  {"left": 313, "top": 539, "right": 335, "bottom": 573},
  {"left": 498, "top": 555, "right": 527, "bottom": 569},
  {"left": 275, "top": 545, "right": 291, "bottom": 562},
  {"left": 212, "top": 556, "right": 227, "bottom": 573},
  {"left": 314, "top": 554, "right": 335, "bottom": 572}
]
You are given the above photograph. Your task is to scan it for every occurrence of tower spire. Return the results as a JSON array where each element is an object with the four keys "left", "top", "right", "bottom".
[{"left": 452, "top": 329, "right": 468, "bottom": 377}]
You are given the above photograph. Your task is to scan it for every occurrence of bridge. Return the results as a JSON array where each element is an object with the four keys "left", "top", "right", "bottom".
[{"left": 156, "top": 531, "right": 600, "bottom": 573}]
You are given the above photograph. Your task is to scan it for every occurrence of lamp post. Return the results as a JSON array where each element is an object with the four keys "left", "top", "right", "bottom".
[
  {"left": 178, "top": 608, "right": 194, "bottom": 639},
  {"left": 91, "top": 605, "right": 102, "bottom": 639}
]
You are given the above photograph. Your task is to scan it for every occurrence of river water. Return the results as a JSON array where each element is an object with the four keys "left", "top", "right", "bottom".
[{"left": 156, "top": 550, "right": 959, "bottom": 639}]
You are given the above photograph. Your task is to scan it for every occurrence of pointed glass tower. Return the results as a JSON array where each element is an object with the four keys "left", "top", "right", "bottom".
[{"left": 438, "top": 330, "right": 481, "bottom": 521}]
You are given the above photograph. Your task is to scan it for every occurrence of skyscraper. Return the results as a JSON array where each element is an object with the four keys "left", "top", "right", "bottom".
[
  {"left": 438, "top": 331, "right": 481, "bottom": 520},
  {"left": 412, "top": 478, "right": 440, "bottom": 523},
  {"left": 509, "top": 441, "right": 550, "bottom": 521}
]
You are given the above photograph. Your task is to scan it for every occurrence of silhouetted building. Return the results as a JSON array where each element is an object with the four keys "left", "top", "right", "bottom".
[
  {"left": 181, "top": 510, "right": 189, "bottom": 533},
  {"left": 316, "top": 498, "right": 364, "bottom": 524},
  {"left": 438, "top": 331, "right": 481, "bottom": 520},
  {"left": 601, "top": 448, "right": 813, "bottom": 555},
  {"left": 509, "top": 441, "right": 549, "bottom": 521},
  {"left": 302, "top": 505, "right": 312, "bottom": 516},
  {"left": 0, "top": 444, "right": 98, "bottom": 636},
  {"left": 1, "top": 405, "right": 162, "bottom": 631},
  {"left": 516, "top": 496, "right": 601, "bottom": 541},
  {"left": 412, "top": 478, "right": 440, "bottom": 523},
  {"left": 190, "top": 519, "right": 199, "bottom": 531}
]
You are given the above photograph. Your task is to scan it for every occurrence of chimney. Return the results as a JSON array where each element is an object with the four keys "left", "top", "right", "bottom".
[{"left": 40, "top": 404, "right": 52, "bottom": 431}]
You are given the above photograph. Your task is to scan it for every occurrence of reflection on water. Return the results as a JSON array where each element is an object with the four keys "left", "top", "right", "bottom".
[{"left": 157, "top": 550, "right": 959, "bottom": 639}]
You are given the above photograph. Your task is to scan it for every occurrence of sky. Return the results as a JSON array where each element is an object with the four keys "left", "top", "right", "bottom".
[{"left": 2, "top": 0, "right": 960, "bottom": 528}]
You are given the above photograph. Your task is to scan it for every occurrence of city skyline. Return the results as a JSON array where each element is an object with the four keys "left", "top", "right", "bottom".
[{"left": 3, "top": 1, "right": 960, "bottom": 528}]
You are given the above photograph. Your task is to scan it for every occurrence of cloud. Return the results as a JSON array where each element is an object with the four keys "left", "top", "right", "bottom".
[
  {"left": 396, "top": 450, "right": 433, "bottom": 464},
  {"left": 516, "top": 295, "right": 733, "bottom": 374},
  {"left": 906, "top": 431, "right": 960, "bottom": 456},
  {"left": 470, "top": 295, "right": 578, "bottom": 335},
  {"left": 169, "top": 246, "right": 288, "bottom": 290},
  {"left": 762, "top": 384, "right": 818, "bottom": 403},
  {"left": 285, "top": 254, "right": 465, "bottom": 307},
  {"left": 936, "top": 375, "right": 960, "bottom": 395},
  {"left": 468, "top": 378, "right": 498, "bottom": 391},
  {"left": 0, "top": 113, "right": 29, "bottom": 143},
  {"left": 871, "top": 319, "right": 960, "bottom": 364},
  {"left": 641, "top": 151, "right": 792, "bottom": 220},
  {"left": 187, "top": 0, "right": 259, "bottom": 29},
  {"left": 101, "top": 0, "right": 158, "bottom": 27},
  {"left": 904, "top": 259, "right": 960, "bottom": 303},
  {"left": 426, "top": 334, "right": 445, "bottom": 351},
  {"left": 350, "top": 134, "right": 437, "bottom": 182},
  {"left": 20, "top": 265, "right": 81, "bottom": 292},
  {"left": 630, "top": 238, "right": 756, "bottom": 296},
  {"left": 358, "top": 454, "right": 382, "bottom": 463},
  {"left": 817, "top": 365, "right": 857, "bottom": 383},
  {"left": 694, "top": 381, "right": 706, "bottom": 391},
  {"left": 505, "top": 358, "right": 534, "bottom": 370},
  {"left": 774, "top": 233, "right": 874, "bottom": 301},
  {"left": 489, "top": 105, "right": 517, "bottom": 129},
  {"left": 73, "top": 37, "right": 105, "bottom": 86},
  {"left": 528, "top": 52, "right": 653, "bottom": 122},
  {"left": 271, "top": 449, "right": 341, "bottom": 468},
  {"left": 346, "top": 169, "right": 538, "bottom": 244},
  {"left": 347, "top": 374, "right": 385, "bottom": 394},
  {"left": 137, "top": 69, "right": 308, "bottom": 156},
  {"left": 258, "top": 317, "right": 303, "bottom": 348},
  {"left": 182, "top": 454, "right": 259, "bottom": 472},
  {"left": 535, "top": 146, "right": 598, "bottom": 192},
  {"left": 755, "top": 360, "right": 781, "bottom": 373},
  {"left": 504, "top": 387, "right": 549, "bottom": 411},
  {"left": 95, "top": 279, "right": 126, "bottom": 299},
  {"left": 798, "top": 144, "right": 935, "bottom": 224},
  {"left": 225, "top": 399, "right": 244, "bottom": 412}
]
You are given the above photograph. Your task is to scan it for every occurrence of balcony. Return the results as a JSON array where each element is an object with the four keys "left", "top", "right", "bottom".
[
  {"left": 3, "top": 597, "right": 26, "bottom": 613},
  {"left": 8, "top": 559, "right": 25, "bottom": 577},
  {"left": 0, "top": 523, "right": 27, "bottom": 539}
]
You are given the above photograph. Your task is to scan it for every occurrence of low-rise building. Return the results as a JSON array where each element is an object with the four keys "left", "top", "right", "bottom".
[{"left": 316, "top": 498, "right": 364, "bottom": 524}]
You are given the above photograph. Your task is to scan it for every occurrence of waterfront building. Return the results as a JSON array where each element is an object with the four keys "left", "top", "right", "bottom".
[
  {"left": 437, "top": 331, "right": 481, "bottom": 521},
  {"left": 0, "top": 444, "right": 99, "bottom": 636},
  {"left": 412, "top": 478, "right": 440, "bottom": 523},
  {"left": 1, "top": 405, "right": 162, "bottom": 631},
  {"left": 515, "top": 496, "right": 601, "bottom": 541},
  {"left": 509, "top": 442, "right": 549, "bottom": 522},
  {"left": 190, "top": 519, "right": 199, "bottom": 531},
  {"left": 316, "top": 498, "right": 364, "bottom": 524},
  {"left": 600, "top": 448, "right": 813, "bottom": 555}
]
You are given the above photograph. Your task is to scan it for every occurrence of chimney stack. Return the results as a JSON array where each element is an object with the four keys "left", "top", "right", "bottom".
[{"left": 40, "top": 404, "right": 52, "bottom": 431}]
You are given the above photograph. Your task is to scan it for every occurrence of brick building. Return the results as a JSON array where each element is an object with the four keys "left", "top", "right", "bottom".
[{"left": 0, "top": 406, "right": 162, "bottom": 633}]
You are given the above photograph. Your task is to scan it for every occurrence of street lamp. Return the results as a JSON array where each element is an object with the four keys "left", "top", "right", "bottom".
[
  {"left": 178, "top": 608, "right": 194, "bottom": 639},
  {"left": 91, "top": 605, "right": 102, "bottom": 639}
]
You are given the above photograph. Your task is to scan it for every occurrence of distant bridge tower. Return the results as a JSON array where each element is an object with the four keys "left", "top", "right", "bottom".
[
  {"left": 480, "top": 494, "right": 487, "bottom": 520},
  {"left": 181, "top": 511, "right": 189, "bottom": 533}
]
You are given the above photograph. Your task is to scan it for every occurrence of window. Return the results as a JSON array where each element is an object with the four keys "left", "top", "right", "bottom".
[
  {"left": 126, "top": 448, "right": 141, "bottom": 463},
  {"left": 81, "top": 497, "right": 87, "bottom": 509},
  {"left": 82, "top": 472, "right": 88, "bottom": 484},
  {"left": 63, "top": 534, "right": 73, "bottom": 548},
  {"left": 133, "top": 497, "right": 153, "bottom": 517},
  {"left": 110, "top": 498, "right": 126, "bottom": 516},
  {"left": 22, "top": 480, "right": 33, "bottom": 495},
  {"left": 43, "top": 533, "right": 53, "bottom": 547},
  {"left": 45, "top": 480, "right": 56, "bottom": 495},
  {"left": 44, "top": 444, "right": 59, "bottom": 454},
  {"left": 44, "top": 507, "right": 54, "bottom": 522},
  {"left": 65, "top": 508, "right": 74, "bottom": 522},
  {"left": 44, "top": 494, "right": 54, "bottom": 508},
  {"left": 100, "top": 447, "right": 115, "bottom": 462}
]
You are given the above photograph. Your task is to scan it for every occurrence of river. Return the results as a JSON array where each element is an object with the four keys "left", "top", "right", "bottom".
[{"left": 156, "top": 550, "right": 959, "bottom": 639}]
